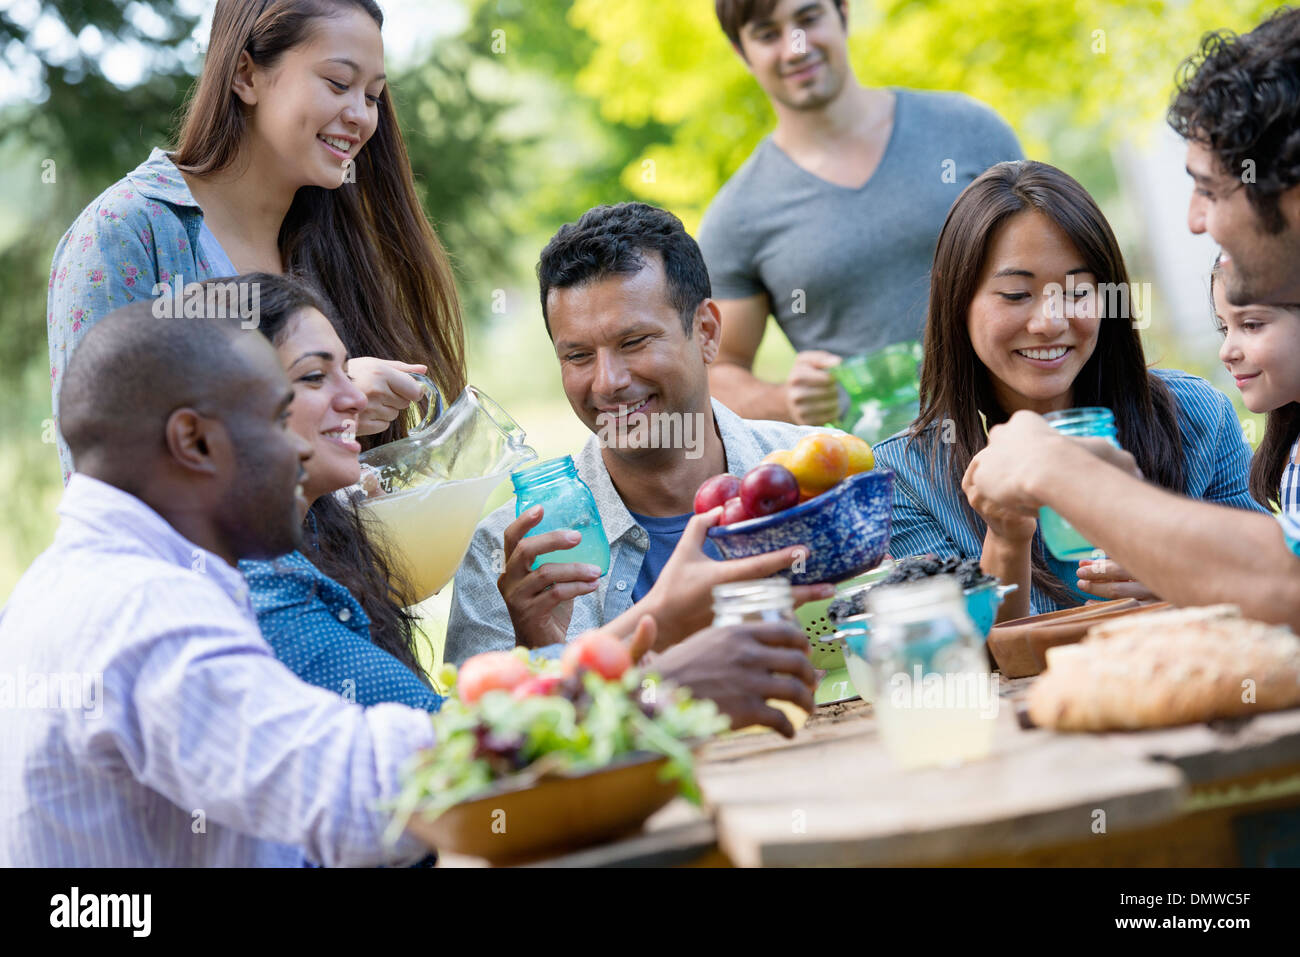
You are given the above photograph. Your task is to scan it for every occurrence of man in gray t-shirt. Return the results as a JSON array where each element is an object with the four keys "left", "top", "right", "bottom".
[{"left": 700, "top": 0, "right": 1023, "bottom": 425}]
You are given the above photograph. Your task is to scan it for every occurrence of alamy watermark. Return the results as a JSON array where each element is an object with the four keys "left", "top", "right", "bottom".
[
  {"left": 151, "top": 274, "right": 261, "bottom": 329},
  {"left": 0, "top": 669, "right": 103, "bottom": 719},
  {"left": 880, "top": 666, "right": 1000, "bottom": 719},
  {"left": 595, "top": 409, "right": 707, "bottom": 460},
  {"left": 1042, "top": 275, "right": 1153, "bottom": 330}
]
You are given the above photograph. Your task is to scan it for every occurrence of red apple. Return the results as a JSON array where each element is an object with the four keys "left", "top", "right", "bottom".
[
  {"left": 720, "top": 495, "right": 751, "bottom": 526},
  {"left": 693, "top": 473, "right": 742, "bottom": 514},
  {"left": 740, "top": 463, "right": 801, "bottom": 517}
]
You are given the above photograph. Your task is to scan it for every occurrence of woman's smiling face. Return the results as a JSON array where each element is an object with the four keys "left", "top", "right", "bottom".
[
  {"left": 241, "top": 7, "right": 386, "bottom": 190},
  {"left": 967, "top": 210, "right": 1101, "bottom": 416},
  {"left": 1215, "top": 275, "right": 1300, "bottom": 415},
  {"left": 275, "top": 307, "right": 367, "bottom": 506}
]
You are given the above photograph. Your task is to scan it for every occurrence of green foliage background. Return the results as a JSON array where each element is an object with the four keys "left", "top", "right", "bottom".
[{"left": 0, "top": 0, "right": 1279, "bottom": 606}]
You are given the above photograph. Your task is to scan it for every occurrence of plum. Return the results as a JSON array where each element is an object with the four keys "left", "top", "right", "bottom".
[
  {"left": 693, "top": 473, "right": 742, "bottom": 514},
  {"left": 740, "top": 463, "right": 800, "bottom": 517},
  {"left": 720, "top": 496, "right": 751, "bottom": 526}
]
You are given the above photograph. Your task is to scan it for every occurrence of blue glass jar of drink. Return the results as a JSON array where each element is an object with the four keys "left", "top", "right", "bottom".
[
  {"left": 512, "top": 455, "right": 611, "bottom": 574},
  {"left": 1038, "top": 407, "right": 1121, "bottom": 560}
]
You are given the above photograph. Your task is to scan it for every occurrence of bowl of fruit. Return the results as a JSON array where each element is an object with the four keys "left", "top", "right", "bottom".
[
  {"left": 698, "top": 432, "right": 894, "bottom": 585},
  {"left": 390, "top": 634, "right": 729, "bottom": 866}
]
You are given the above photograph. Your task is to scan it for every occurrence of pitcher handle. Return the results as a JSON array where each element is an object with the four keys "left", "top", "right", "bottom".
[{"left": 407, "top": 373, "right": 443, "bottom": 434}]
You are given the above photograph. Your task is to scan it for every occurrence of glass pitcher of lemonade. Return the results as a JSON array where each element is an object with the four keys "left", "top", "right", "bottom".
[
  {"left": 865, "top": 578, "right": 996, "bottom": 770},
  {"left": 1038, "top": 407, "right": 1121, "bottom": 560},
  {"left": 354, "top": 385, "right": 537, "bottom": 606}
]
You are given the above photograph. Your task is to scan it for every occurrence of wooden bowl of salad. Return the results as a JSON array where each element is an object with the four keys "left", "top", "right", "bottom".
[
  {"left": 392, "top": 637, "right": 727, "bottom": 866},
  {"left": 405, "top": 751, "right": 680, "bottom": 865}
]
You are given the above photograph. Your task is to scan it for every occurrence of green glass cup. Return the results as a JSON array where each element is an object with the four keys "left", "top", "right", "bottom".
[{"left": 829, "top": 340, "right": 923, "bottom": 443}]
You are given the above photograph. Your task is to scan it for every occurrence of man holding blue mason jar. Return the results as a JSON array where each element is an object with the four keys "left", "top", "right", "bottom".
[{"left": 447, "top": 202, "right": 839, "bottom": 665}]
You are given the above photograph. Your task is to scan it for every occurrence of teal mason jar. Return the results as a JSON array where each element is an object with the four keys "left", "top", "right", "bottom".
[
  {"left": 1038, "top": 407, "right": 1121, "bottom": 560},
  {"left": 511, "top": 455, "right": 611, "bottom": 574}
]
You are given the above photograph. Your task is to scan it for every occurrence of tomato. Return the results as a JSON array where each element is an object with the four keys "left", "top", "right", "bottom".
[
  {"left": 457, "top": 651, "right": 532, "bottom": 704},
  {"left": 511, "top": 674, "right": 565, "bottom": 699},
  {"left": 560, "top": 631, "right": 633, "bottom": 680}
]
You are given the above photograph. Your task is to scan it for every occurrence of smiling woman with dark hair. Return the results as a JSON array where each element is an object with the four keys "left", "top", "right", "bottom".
[
  {"left": 196, "top": 273, "right": 444, "bottom": 713},
  {"left": 872, "top": 160, "right": 1264, "bottom": 620},
  {"left": 47, "top": 0, "right": 464, "bottom": 485}
]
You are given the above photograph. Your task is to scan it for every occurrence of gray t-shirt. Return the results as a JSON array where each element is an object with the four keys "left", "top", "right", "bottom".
[{"left": 697, "top": 88, "right": 1023, "bottom": 358}]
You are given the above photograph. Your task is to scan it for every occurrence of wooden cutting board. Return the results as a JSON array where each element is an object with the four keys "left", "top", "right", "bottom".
[{"left": 988, "top": 600, "right": 1171, "bottom": 678}]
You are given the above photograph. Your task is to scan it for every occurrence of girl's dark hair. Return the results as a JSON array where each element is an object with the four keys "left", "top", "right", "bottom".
[
  {"left": 1211, "top": 258, "right": 1300, "bottom": 509},
  {"left": 913, "top": 160, "right": 1185, "bottom": 606},
  {"left": 206, "top": 272, "right": 428, "bottom": 681},
  {"left": 172, "top": 0, "right": 467, "bottom": 452}
]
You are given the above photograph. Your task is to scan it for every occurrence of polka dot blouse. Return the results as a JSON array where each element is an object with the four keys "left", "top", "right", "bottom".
[{"left": 239, "top": 551, "right": 443, "bottom": 713}]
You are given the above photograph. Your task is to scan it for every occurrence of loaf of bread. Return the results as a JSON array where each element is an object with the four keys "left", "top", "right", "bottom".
[{"left": 1027, "top": 605, "right": 1300, "bottom": 731}]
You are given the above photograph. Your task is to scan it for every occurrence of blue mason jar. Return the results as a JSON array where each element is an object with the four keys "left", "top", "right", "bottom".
[
  {"left": 512, "top": 455, "right": 611, "bottom": 574},
  {"left": 1038, "top": 407, "right": 1121, "bottom": 560}
]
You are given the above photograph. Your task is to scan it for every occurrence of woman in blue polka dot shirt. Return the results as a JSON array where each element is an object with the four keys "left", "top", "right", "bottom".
[{"left": 230, "top": 274, "right": 443, "bottom": 713}]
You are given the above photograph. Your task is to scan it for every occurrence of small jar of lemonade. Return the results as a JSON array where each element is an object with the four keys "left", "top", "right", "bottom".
[
  {"left": 512, "top": 455, "right": 611, "bottom": 574},
  {"left": 1037, "top": 407, "right": 1122, "bottom": 560},
  {"left": 865, "top": 578, "right": 996, "bottom": 770},
  {"left": 711, "top": 578, "right": 809, "bottom": 732}
]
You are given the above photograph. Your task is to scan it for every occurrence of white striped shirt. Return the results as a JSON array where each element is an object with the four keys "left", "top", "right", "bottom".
[{"left": 0, "top": 475, "right": 436, "bottom": 867}]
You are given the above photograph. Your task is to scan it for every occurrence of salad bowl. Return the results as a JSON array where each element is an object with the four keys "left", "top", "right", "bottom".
[{"left": 405, "top": 751, "right": 681, "bottom": 865}]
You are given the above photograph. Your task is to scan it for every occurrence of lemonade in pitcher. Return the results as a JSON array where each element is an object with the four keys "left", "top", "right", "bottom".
[
  {"left": 360, "top": 473, "right": 508, "bottom": 604},
  {"left": 354, "top": 385, "right": 536, "bottom": 607}
]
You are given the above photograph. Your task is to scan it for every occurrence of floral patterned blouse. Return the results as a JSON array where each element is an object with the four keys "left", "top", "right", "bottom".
[{"left": 46, "top": 148, "right": 227, "bottom": 483}]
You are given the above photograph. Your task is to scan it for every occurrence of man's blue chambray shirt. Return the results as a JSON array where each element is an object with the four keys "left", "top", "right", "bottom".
[{"left": 445, "top": 399, "right": 822, "bottom": 664}]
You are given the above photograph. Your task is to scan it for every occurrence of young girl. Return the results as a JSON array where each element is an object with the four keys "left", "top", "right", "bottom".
[
  {"left": 1213, "top": 259, "right": 1300, "bottom": 518},
  {"left": 47, "top": 0, "right": 464, "bottom": 482},
  {"left": 872, "top": 160, "right": 1265, "bottom": 620}
]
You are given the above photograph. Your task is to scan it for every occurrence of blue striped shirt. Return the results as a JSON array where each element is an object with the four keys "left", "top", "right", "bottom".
[
  {"left": 0, "top": 475, "right": 436, "bottom": 867},
  {"left": 872, "top": 369, "right": 1266, "bottom": 615},
  {"left": 1277, "top": 438, "right": 1300, "bottom": 556}
]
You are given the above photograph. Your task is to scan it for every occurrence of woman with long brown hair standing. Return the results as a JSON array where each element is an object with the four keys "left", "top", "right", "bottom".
[
  {"left": 46, "top": 0, "right": 465, "bottom": 482},
  {"left": 873, "top": 160, "right": 1263, "bottom": 620}
]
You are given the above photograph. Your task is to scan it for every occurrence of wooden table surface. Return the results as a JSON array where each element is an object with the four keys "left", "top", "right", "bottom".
[{"left": 438, "top": 675, "right": 1300, "bottom": 867}]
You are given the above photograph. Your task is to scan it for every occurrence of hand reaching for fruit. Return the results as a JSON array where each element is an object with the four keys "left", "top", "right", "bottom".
[{"left": 633, "top": 507, "right": 834, "bottom": 652}]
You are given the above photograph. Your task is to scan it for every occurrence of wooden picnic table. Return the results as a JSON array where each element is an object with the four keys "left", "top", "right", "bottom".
[{"left": 438, "top": 676, "right": 1300, "bottom": 867}]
